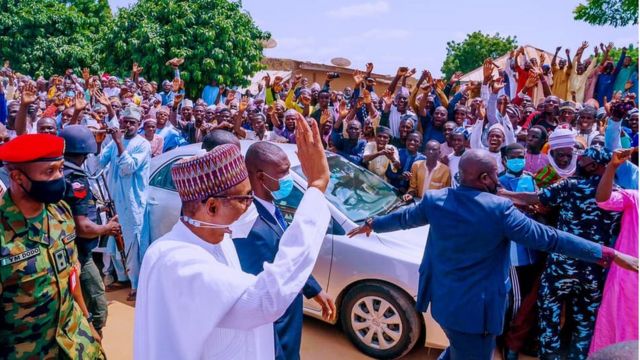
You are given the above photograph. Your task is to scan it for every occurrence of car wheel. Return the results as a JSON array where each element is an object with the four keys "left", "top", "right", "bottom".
[{"left": 340, "top": 282, "right": 421, "bottom": 359}]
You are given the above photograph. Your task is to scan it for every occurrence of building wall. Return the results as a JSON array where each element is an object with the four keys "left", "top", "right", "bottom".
[{"left": 262, "top": 57, "right": 415, "bottom": 95}]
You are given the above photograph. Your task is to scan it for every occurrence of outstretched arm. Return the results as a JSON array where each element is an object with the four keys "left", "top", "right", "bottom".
[
  {"left": 15, "top": 82, "right": 37, "bottom": 135},
  {"left": 503, "top": 204, "right": 637, "bottom": 271},
  {"left": 596, "top": 149, "right": 633, "bottom": 202},
  {"left": 565, "top": 49, "right": 574, "bottom": 70},
  {"left": 387, "top": 67, "right": 408, "bottom": 95},
  {"left": 372, "top": 197, "right": 430, "bottom": 233},
  {"left": 497, "top": 188, "right": 541, "bottom": 206},
  {"left": 573, "top": 41, "right": 589, "bottom": 69},
  {"left": 551, "top": 46, "right": 561, "bottom": 67},
  {"left": 599, "top": 42, "right": 612, "bottom": 67},
  {"left": 613, "top": 47, "right": 628, "bottom": 76},
  {"left": 219, "top": 115, "right": 332, "bottom": 329},
  {"left": 218, "top": 187, "right": 330, "bottom": 329}
]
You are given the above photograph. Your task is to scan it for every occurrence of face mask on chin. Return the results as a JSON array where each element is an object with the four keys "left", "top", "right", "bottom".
[
  {"left": 480, "top": 172, "right": 499, "bottom": 194},
  {"left": 180, "top": 215, "right": 232, "bottom": 234},
  {"left": 19, "top": 172, "right": 66, "bottom": 204}
]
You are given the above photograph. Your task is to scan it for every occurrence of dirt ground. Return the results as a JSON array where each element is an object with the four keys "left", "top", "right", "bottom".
[
  {"left": 102, "top": 288, "right": 442, "bottom": 359},
  {"left": 102, "top": 289, "right": 537, "bottom": 359}
]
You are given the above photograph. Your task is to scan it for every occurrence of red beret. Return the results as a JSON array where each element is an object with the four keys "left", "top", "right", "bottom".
[{"left": 0, "top": 134, "right": 65, "bottom": 163}]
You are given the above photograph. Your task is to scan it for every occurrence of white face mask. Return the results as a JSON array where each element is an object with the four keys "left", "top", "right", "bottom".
[{"left": 180, "top": 216, "right": 231, "bottom": 233}]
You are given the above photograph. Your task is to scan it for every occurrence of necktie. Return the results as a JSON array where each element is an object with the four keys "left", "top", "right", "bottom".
[{"left": 274, "top": 207, "right": 288, "bottom": 230}]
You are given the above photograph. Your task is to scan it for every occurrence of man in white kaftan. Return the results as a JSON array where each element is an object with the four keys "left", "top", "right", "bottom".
[
  {"left": 134, "top": 114, "right": 331, "bottom": 360},
  {"left": 98, "top": 105, "right": 150, "bottom": 297}
]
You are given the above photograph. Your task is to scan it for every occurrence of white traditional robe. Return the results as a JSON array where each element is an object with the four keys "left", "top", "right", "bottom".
[
  {"left": 133, "top": 187, "right": 330, "bottom": 360},
  {"left": 98, "top": 134, "right": 151, "bottom": 289}
]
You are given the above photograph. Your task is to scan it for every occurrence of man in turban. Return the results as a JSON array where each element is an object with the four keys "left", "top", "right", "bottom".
[
  {"left": 534, "top": 128, "right": 577, "bottom": 188},
  {"left": 134, "top": 116, "right": 331, "bottom": 359},
  {"left": 500, "top": 147, "right": 624, "bottom": 359},
  {"left": 348, "top": 148, "right": 637, "bottom": 359}
]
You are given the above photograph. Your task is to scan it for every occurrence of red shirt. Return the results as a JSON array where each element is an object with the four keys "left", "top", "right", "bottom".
[{"left": 515, "top": 63, "right": 533, "bottom": 98}]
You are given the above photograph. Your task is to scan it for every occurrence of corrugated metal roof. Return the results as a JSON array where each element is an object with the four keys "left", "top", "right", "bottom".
[{"left": 459, "top": 45, "right": 562, "bottom": 82}]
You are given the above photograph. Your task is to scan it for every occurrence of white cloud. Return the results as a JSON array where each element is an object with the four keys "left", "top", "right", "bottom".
[{"left": 326, "top": 1, "right": 389, "bottom": 19}]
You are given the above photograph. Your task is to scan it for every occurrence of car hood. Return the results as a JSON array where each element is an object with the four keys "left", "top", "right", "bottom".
[{"left": 374, "top": 225, "right": 428, "bottom": 263}]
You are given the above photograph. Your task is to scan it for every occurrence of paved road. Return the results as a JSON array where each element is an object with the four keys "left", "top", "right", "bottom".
[{"left": 102, "top": 289, "right": 442, "bottom": 359}]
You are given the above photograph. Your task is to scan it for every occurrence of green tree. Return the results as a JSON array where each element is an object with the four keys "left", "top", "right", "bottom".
[
  {"left": 597, "top": 44, "right": 639, "bottom": 64},
  {"left": 0, "top": 0, "right": 111, "bottom": 77},
  {"left": 441, "top": 31, "right": 517, "bottom": 79},
  {"left": 102, "top": 0, "right": 269, "bottom": 98},
  {"left": 574, "top": 0, "right": 638, "bottom": 27}
]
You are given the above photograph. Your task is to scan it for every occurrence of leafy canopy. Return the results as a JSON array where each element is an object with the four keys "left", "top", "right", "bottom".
[
  {"left": 574, "top": 0, "right": 638, "bottom": 27},
  {"left": 101, "top": 0, "right": 269, "bottom": 98},
  {"left": 597, "top": 44, "right": 639, "bottom": 64},
  {"left": 441, "top": 31, "right": 517, "bottom": 79},
  {"left": 0, "top": 0, "right": 111, "bottom": 77}
]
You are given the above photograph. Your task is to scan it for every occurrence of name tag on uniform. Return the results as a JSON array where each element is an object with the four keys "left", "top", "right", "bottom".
[
  {"left": 62, "top": 233, "right": 77, "bottom": 244},
  {"left": 1, "top": 248, "right": 40, "bottom": 266}
]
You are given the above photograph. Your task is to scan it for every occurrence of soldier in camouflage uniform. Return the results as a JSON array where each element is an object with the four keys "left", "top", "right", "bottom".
[
  {"left": 60, "top": 125, "right": 121, "bottom": 336},
  {"left": 0, "top": 134, "right": 104, "bottom": 359}
]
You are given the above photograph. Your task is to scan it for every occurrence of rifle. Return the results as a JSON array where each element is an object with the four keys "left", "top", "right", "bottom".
[{"left": 89, "top": 169, "right": 128, "bottom": 277}]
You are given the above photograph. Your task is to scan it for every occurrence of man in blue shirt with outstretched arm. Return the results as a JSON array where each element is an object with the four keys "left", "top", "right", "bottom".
[{"left": 347, "top": 149, "right": 638, "bottom": 360}]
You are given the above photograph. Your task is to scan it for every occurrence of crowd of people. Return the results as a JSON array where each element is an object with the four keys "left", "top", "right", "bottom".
[{"left": 0, "top": 39, "right": 638, "bottom": 360}]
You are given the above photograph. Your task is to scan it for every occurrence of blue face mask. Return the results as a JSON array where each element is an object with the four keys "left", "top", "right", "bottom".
[
  {"left": 263, "top": 173, "right": 294, "bottom": 200},
  {"left": 506, "top": 158, "right": 526, "bottom": 173}
]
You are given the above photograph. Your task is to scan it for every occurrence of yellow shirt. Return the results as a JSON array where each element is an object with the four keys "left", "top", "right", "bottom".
[
  {"left": 551, "top": 64, "right": 570, "bottom": 99},
  {"left": 285, "top": 88, "right": 314, "bottom": 115},
  {"left": 409, "top": 160, "right": 451, "bottom": 198},
  {"left": 568, "top": 58, "right": 598, "bottom": 103}
]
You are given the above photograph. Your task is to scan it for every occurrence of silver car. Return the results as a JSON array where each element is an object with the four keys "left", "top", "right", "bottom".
[{"left": 147, "top": 141, "right": 448, "bottom": 359}]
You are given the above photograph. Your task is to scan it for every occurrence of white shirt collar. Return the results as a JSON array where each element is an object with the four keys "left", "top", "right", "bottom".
[
  {"left": 229, "top": 203, "right": 259, "bottom": 239},
  {"left": 254, "top": 196, "right": 277, "bottom": 219}
]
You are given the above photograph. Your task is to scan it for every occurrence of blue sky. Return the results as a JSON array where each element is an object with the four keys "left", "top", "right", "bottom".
[{"left": 107, "top": 0, "right": 637, "bottom": 76}]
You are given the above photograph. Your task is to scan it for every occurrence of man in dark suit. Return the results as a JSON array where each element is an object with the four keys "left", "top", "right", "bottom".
[
  {"left": 348, "top": 149, "right": 637, "bottom": 359},
  {"left": 233, "top": 141, "right": 336, "bottom": 360}
]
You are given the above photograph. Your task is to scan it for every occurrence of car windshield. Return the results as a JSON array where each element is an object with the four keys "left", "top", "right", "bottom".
[{"left": 292, "top": 155, "right": 402, "bottom": 222}]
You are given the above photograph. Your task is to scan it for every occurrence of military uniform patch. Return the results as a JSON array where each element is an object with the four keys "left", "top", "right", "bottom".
[
  {"left": 0, "top": 248, "right": 40, "bottom": 266},
  {"left": 62, "top": 233, "right": 76, "bottom": 244},
  {"left": 53, "top": 248, "right": 68, "bottom": 273},
  {"left": 72, "top": 181, "right": 87, "bottom": 199}
]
